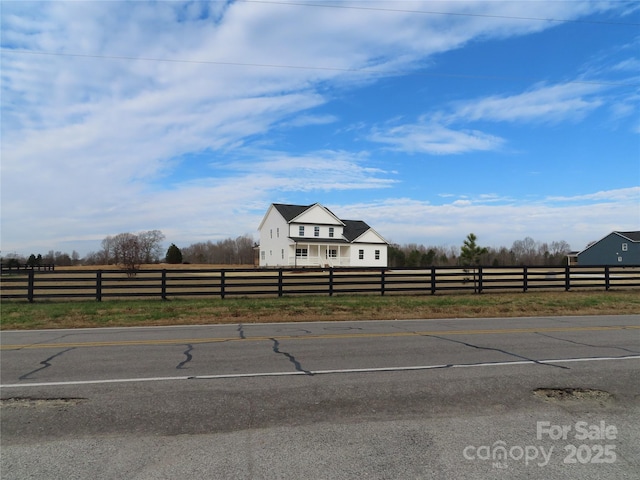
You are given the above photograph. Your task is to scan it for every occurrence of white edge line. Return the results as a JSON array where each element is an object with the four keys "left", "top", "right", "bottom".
[{"left": 2, "top": 355, "right": 639, "bottom": 389}]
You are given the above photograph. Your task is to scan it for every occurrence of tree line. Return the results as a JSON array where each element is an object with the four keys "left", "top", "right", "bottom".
[
  {"left": 388, "top": 235, "right": 571, "bottom": 267},
  {"left": 84, "top": 232, "right": 256, "bottom": 268},
  {"left": 3, "top": 232, "right": 571, "bottom": 269}
]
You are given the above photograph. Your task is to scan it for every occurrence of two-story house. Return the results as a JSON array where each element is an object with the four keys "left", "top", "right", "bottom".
[
  {"left": 258, "top": 203, "right": 388, "bottom": 267},
  {"left": 571, "top": 231, "right": 640, "bottom": 266}
]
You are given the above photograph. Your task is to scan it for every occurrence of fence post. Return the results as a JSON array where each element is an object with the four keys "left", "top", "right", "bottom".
[
  {"left": 477, "top": 267, "right": 483, "bottom": 294},
  {"left": 96, "top": 271, "right": 102, "bottom": 302},
  {"left": 565, "top": 266, "right": 571, "bottom": 291},
  {"left": 380, "top": 269, "right": 386, "bottom": 296},
  {"left": 220, "top": 270, "right": 226, "bottom": 299},
  {"left": 431, "top": 267, "right": 436, "bottom": 295},
  {"left": 328, "top": 268, "right": 334, "bottom": 297},
  {"left": 523, "top": 266, "right": 528, "bottom": 292},
  {"left": 27, "top": 270, "right": 35, "bottom": 303},
  {"left": 161, "top": 269, "right": 167, "bottom": 300},
  {"left": 278, "top": 269, "right": 283, "bottom": 297},
  {"left": 605, "top": 266, "right": 610, "bottom": 291}
]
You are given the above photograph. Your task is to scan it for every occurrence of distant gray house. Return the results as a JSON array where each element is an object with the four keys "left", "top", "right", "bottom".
[{"left": 572, "top": 231, "right": 640, "bottom": 266}]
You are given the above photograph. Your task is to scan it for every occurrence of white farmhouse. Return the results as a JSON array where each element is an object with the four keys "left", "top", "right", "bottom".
[{"left": 258, "top": 203, "right": 388, "bottom": 267}]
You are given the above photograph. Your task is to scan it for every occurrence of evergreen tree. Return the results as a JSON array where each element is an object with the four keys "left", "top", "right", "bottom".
[
  {"left": 166, "top": 244, "right": 183, "bottom": 264},
  {"left": 460, "top": 233, "right": 488, "bottom": 266},
  {"left": 460, "top": 233, "right": 488, "bottom": 293}
]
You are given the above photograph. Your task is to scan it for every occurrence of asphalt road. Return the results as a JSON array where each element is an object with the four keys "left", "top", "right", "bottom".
[{"left": 1, "top": 315, "right": 639, "bottom": 479}]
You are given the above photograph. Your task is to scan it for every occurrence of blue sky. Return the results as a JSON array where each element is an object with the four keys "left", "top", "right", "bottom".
[{"left": 1, "top": 1, "right": 639, "bottom": 258}]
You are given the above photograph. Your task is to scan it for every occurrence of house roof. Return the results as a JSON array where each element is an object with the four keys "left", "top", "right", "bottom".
[
  {"left": 265, "top": 203, "right": 387, "bottom": 244},
  {"left": 616, "top": 231, "right": 640, "bottom": 242},
  {"left": 342, "top": 220, "right": 371, "bottom": 242},
  {"left": 272, "top": 203, "right": 312, "bottom": 222}
]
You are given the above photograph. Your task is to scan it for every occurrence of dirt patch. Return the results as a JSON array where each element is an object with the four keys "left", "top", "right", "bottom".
[{"left": 533, "top": 387, "right": 614, "bottom": 403}]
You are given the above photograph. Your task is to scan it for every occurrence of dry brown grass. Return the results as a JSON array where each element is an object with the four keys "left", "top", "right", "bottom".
[
  {"left": 54, "top": 264, "right": 256, "bottom": 271},
  {"left": 1, "top": 290, "right": 638, "bottom": 330}
]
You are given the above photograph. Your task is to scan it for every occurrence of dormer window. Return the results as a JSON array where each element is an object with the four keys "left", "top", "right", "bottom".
[
  {"left": 299, "top": 226, "right": 304, "bottom": 236},
  {"left": 329, "top": 227, "right": 334, "bottom": 238},
  {"left": 314, "top": 226, "right": 320, "bottom": 237}
]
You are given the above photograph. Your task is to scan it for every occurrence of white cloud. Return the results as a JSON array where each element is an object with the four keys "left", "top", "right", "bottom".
[
  {"left": 366, "top": 80, "right": 609, "bottom": 155},
  {"left": 0, "top": 1, "right": 633, "bottom": 256},
  {"left": 336, "top": 187, "right": 640, "bottom": 251},
  {"left": 368, "top": 122, "right": 505, "bottom": 154},
  {"left": 449, "top": 83, "right": 605, "bottom": 124},
  {"left": 281, "top": 114, "right": 339, "bottom": 128},
  {"left": 546, "top": 186, "right": 640, "bottom": 203}
]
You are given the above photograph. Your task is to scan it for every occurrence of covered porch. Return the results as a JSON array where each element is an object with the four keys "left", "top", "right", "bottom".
[{"left": 289, "top": 242, "right": 351, "bottom": 267}]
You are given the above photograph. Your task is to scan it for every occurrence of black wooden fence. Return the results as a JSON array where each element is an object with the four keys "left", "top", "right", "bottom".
[
  {"left": 0, "top": 263, "right": 55, "bottom": 273},
  {"left": 1, "top": 266, "right": 639, "bottom": 302}
]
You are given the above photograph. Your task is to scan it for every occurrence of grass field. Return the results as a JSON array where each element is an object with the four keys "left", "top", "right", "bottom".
[{"left": 1, "top": 290, "right": 638, "bottom": 330}]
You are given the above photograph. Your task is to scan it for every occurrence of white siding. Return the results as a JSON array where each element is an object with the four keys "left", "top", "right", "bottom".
[
  {"left": 294, "top": 204, "right": 342, "bottom": 226},
  {"left": 289, "top": 223, "right": 344, "bottom": 239},
  {"left": 355, "top": 230, "right": 386, "bottom": 244},
  {"left": 350, "top": 244, "right": 387, "bottom": 267},
  {"left": 259, "top": 208, "right": 290, "bottom": 267}
]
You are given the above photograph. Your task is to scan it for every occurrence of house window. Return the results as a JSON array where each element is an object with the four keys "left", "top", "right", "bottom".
[
  {"left": 326, "top": 249, "right": 337, "bottom": 258},
  {"left": 314, "top": 226, "right": 320, "bottom": 237},
  {"left": 270, "top": 229, "right": 272, "bottom": 239},
  {"left": 261, "top": 251, "right": 265, "bottom": 260},
  {"left": 375, "top": 250, "right": 380, "bottom": 260},
  {"left": 329, "top": 227, "right": 334, "bottom": 238},
  {"left": 281, "top": 249, "right": 284, "bottom": 259},
  {"left": 299, "top": 226, "right": 305, "bottom": 236},
  {"left": 277, "top": 228, "right": 279, "bottom": 237},
  {"left": 622, "top": 243, "right": 628, "bottom": 251},
  {"left": 296, "top": 248, "right": 308, "bottom": 258},
  {"left": 359, "top": 249, "right": 364, "bottom": 260}
]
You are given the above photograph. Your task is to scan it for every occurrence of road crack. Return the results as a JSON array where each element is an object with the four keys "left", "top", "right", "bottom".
[
  {"left": 19, "top": 348, "right": 76, "bottom": 380},
  {"left": 535, "top": 332, "right": 640, "bottom": 354},
  {"left": 176, "top": 344, "right": 194, "bottom": 370},
  {"left": 270, "top": 338, "right": 313, "bottom": 375},
  {"left": 423, "top": 334, "right": 569, "bottom": 369}
]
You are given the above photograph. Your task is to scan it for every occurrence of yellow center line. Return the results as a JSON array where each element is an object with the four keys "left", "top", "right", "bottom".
[{"left": 1, "top": 325, "right": 638, "bottom": 350}]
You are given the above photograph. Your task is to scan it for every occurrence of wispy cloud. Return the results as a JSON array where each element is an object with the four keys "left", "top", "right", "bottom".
[
  {"left": 546, "top": 186, "right": 640, "bottom": 203},
  {"left": 449, "top": 83, "right": 605, "bottom": 124},
  {"left": 368, "top": 122, "right": 505, "bottom": 154},
  {"left": 1, "top": 1, "right": 635, "bottom": 256},
  {"left": 367, "top": 81, "right": 608, "bottom": 154},
  {"left": 337, "top": 187, "right": 640, "bottom": 250}
]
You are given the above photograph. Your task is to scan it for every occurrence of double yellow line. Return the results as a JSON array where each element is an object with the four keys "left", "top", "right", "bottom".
[{"left": 2, "top": 325, "right": 638, "bottom": 350}]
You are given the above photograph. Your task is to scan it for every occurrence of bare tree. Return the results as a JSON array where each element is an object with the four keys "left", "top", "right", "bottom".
[
  {"left": 511, "top": 237, "right": 538, "bottom": 264},
  {"left": 138, "top": 230, "right": 165, "bottom": 264},
  {"left": 101, "top": 235, "right": 115, "bottom": 264},
  {"left": 181, "top": 235, "right": 256, "bottom": 265},
  {"left": 235, "top": 235, "right": 255, "bottom": 264},
  {"left": 112, "top": 233, "right": 142, "bottom": 275}
]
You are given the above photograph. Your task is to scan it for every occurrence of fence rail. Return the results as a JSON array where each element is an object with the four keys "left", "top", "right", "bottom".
[
  {"left": 0, "top": 263, "right": 55, "bottom": 273},
  {"left": 1, "top": 266, "right": 639, "bottom": 302}
]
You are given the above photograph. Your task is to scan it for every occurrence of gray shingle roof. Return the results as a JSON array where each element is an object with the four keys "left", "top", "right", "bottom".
[
  {"left": 272, "top": 203, "right": 312, "bottom": 222},
  {"left": 271, "top": 204, "right": 375, "bottom": 242},
  {"left": 616, "top": 231, "right": 640, "bottom": 242},
  {"left": 342, "top": 220, "right": 371, "bottom": 242}
]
